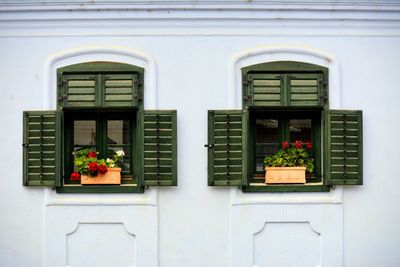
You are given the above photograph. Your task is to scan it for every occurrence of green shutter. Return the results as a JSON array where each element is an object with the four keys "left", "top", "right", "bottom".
[
  {"left": 326, "top": 110, "right": 363, "bottom": 185},
  {"left": 59, "top": 74, "right": 98, "bottom": 108},
  {"left": 207, "top": 110, "right": 244, "bottom": 186},
  {"left": 103, "top": 73, "right": 139, "bottom": 107},
  {"left": 143, "top": 110, "right": 177, "bottom": 186},
  {"left": 59, "top": 72, "right": 142, "bottom": 109},
  {"left": 23, "top": 111, "right": 61, "bottom": 186},
  {"left": 288, "top": 73, "right": 323, "bottom": 106},
  {"left": 246, "top": 73, "right": 282, "bottom": 107}
]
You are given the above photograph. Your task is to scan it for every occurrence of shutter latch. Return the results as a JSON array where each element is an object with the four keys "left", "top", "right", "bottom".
[{"left": 204, "top": 144, "right": 214, "bottom": 149}]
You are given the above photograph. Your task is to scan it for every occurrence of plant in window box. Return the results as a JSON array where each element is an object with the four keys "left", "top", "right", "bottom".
[
  {"left": 70, "top": 148, "right": 125, "bottom": 185},
  {"left": 263, "top": 140, "right": 314, "bottom": 184}
]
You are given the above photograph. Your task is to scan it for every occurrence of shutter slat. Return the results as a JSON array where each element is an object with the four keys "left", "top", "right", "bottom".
[
  {"left": 208, "top": 110, "right": 244, "bottom": 186},
  {"left": 327, "top": 110, "right": 363, "bottom": 185},
  {"left": 23, "top": 111, "right": 60, "bottom": 187},
  {"left": 143, "top": 110, "right": 177, "bottom": 186}
]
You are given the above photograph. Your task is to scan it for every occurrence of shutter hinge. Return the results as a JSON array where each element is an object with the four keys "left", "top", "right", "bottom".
[
  {"left": 58, "top": 95, "right": 67, "bottom": 102},
  {"left": 204, "top": 144, "right": 214, "bottom": 149},
  {"left": 135, "top": 80, "right": 144, "bottom": 86},
  {"left": 22, "top": 143, "right": 28, "bottom": 148}
]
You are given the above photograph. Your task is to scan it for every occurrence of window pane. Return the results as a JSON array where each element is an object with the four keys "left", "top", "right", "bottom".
[
  {"left": 73, "top": 120, "right": 96, "bottom": 151},
  {"left": 255, "top": 119, "right": 279, "bottom": 172},
  {"left": 107, "top": 120, "right": 131, "bottom": 172},
  {"left": 289, "top": 119, "right": 312, "bottom": 143}
]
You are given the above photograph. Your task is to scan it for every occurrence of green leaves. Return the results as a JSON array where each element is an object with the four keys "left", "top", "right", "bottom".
[{"left": 264, "top": 142, "right": 315, "bottom": 174}]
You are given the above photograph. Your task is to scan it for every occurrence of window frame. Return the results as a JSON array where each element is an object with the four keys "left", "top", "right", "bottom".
[
  {"left": 241, "top": 61, "right": 330, "bottom": 192},
  {"left": 56, "top": 62, "right": 145, "bottom": 193}
]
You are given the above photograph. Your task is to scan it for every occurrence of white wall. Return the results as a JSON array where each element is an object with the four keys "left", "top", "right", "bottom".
[{"left": 0, "top": 1, "right": 400, "bottom": 267}]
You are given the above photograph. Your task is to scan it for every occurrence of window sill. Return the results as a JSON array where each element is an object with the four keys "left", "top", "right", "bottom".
[
  {"left": 56, "top": 184, "right": 145, "bottom": 194},
  {"left": 242, "top": 183, "right": 330, "bottom": 193}
]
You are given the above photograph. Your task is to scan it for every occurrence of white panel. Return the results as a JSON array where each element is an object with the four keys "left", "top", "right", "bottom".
[
  {"left": 67, "top": 223, "right": 136, "bottom": 267},
  {"left": 253, "top": 222, "right": 320, "bottom": 267}
]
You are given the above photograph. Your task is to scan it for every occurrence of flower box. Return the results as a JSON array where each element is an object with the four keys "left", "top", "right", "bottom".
[
  {"left": 81, "top": 168, "right": 121, "bottom": 185},
  {"left": 265, "top": 167, "right": 306, "bottom": 184}
]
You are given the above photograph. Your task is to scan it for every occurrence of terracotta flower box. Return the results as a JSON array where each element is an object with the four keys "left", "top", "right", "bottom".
[
  {"left": 265, "top": 167, "right": 306, "bottom": 184},
  {"left": 81, "top": 168, "right": 121, "bottom": 185}
]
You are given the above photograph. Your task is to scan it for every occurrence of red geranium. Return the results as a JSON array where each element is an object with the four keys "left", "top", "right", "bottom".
[
  {"left": 88, "top": 162, "right": 98, "bottom": 171},
  {"left": 70, "top": 172, "right": 81, "bottom": 181},
  {"left": 98, "top": 164, "right": 108, "bottom": 174},
  {"left": 294, "top": 140, "right": 303, "bottom": 149},
  {"left": 306, "top": 141, "right": 312, "bottom": 150},
  {"left": 87, "top": 151, "right": 97, "bottom": 158},
  {"left": 282, "top": 141, "right": 290, "bottom": 150}
]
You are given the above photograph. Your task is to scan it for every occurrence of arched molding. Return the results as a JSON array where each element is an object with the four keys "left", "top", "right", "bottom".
[
  {"left": 229, "top": 45, "right": 341, "bottom": 109},
  {"left": 43, "top": 45, "right": 157, "bottom": 110}
]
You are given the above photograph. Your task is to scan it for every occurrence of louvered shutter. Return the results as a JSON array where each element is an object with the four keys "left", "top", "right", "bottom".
[
  {"left": 207, "top": 110, "right": 244, "bottom": 186},
  {"left": 246, "top": 73, "right": 282, "bottom": 107},
  {"left": 143, "top": 110, "right": 177, "bottom": 186},
  {"left": 103, "top": 73, "right": 139, "bottom": 107},
  {"left": 326, "top": 110, "right": 363, "bottom": 185},
  {"left": 23, "top": 111, "right": 61, "bottom": 186},
  {"left": 59, "top": 74, "right": 98, "bottom": 107},
  {"left": 288, "top": 73, "right": 324, "bottom": 106}
]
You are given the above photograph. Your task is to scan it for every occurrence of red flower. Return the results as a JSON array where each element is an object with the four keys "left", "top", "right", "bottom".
[
  {"left": 98, "top": 164, "right": 108, "bottom": 174},
  {"left": 282, "top": 141, "right": 290, "bottom": 150},
  {"left": 70, "top": 172, "right": 81, "bottom": 181},
  {"left": 88, "top": 162, "right": 98, "bottom": 171},
  {"left": 306, "top": 141, "right": 313, "bottom": 150},
  {"left": 87, "top": 151, "right": 97, "bottom": 158},
  {"left": 294, "top": 140, "right": 303, "bottom": 149}
]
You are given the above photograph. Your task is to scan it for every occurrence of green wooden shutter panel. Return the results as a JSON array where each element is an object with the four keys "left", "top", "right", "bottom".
[
  {"left": 61, "top": 74, "right": 97, "bottom": 107},
  {"left": 289, "top": 73, "right": 322, "bottom": 106},
  {"left": 23, "top": 111, "right": 60, "bottom": 186},
  {"left": 208, "top": 110, "right": 243, "bottom": 186},
  {"left": 104, "top": 73, "right": 138, "bottom": 107},
  {"left": 143, "top": 110, "right": 177, "bottom": 186},
  {"left": 59, "top": 73, "right": 141, "bottom": 108},
  {"left": 248, "top": 74, "right": 282, "bottom": 107},
  {"left": 328, "top": 110, "right": 363, "bottom": 185}
]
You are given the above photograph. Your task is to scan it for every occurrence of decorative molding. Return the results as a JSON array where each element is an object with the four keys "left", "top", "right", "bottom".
[
  {"left": 44, "top": 45, "right": 158, "bottom": 110},
  {"left": 1, "top": 0, "right": 400, "bottom": 12}
]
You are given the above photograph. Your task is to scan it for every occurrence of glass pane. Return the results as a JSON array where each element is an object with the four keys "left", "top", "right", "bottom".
[
  {"left": 255, "top": 119, "right": 279, "bottom": 172},
  {"left": 73, "top": 120, "right": 96, "bottom": 151},
  {"left": 107, "top": 120, "right": 131, "bottom": 172},
  {"left": 289, "top": 119, "right": 312, "bottom": 143}
]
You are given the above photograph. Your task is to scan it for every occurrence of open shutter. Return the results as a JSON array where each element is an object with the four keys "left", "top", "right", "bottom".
[
  {"left": 23, "top": 111, "right": 61, "bottom": 186},
  {"left": 143, "top": 110, "right": 177, "bottom": 186},
  {"left": 103, "top": 73, "right": 140, "bottom": 107},
  {"left": 326, "top": 110, "right": 363, "bottom": 185},
  {"left": 207, "top": 110, "right": 244, "bottom": 186}
]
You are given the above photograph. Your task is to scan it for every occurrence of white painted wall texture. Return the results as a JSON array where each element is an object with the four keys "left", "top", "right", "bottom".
[{"left": 0, "top": 1, "right": 400, "bottom": 267}]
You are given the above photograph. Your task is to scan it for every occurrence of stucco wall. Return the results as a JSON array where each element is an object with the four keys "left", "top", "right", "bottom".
[{"left": 0, "top": 1, "right": 399, "bottom": 267}]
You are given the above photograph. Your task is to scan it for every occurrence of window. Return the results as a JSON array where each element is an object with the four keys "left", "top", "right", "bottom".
[
  {"left": 23, "top": 62, "right": 177, "bottom": 193},
  {"left": 207, "top": 61, "right": 362, "bottom": 192}
]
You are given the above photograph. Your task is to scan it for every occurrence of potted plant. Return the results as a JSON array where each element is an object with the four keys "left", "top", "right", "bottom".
[
  {"left": 264, "top": 140, "right": 314, "bottom": 184},
  {"left": 69, "top": 148, "right": 125, "bottom": 185}
]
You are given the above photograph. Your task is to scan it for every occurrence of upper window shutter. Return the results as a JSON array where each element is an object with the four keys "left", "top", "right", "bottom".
[
  {"left": 143, "top": 110, "right": 177, "bottom": 186},
  {"left": 58, "top": 72, "right": 142, "bottom": 109},
  {"left": 326, "top": 110, "right": 363, "bottom": 185},
  {"left": 245, "top": 73, "right": 282, "bottom": 107},
  {"left": 288, "top": 73, "right": 324, "bottom": 106},
  {"left": 58, "top": 74, "right": 98, "bottom": 108},
  {"left": 103, "top": 73, "right": 140, "bottom": 107},
  {"left": 207, "top": 110, "right": 244, "bottom": 186},
  {"left": 23, "top": 111, "right": 61, "bottom": 187}
]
